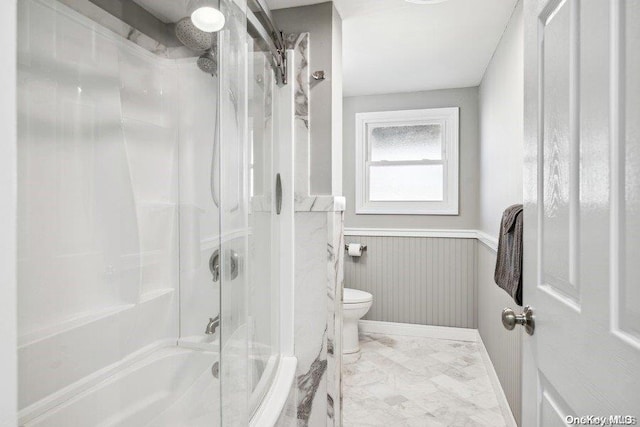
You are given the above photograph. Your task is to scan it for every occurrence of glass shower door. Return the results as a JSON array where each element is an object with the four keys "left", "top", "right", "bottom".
[
  {"left": 218, "top": 0, "right": 282, "bottom": 423},
  {"left": 246, "top": 37, "right": 281, "bottom": 416},
  {"left": 217, "top": 0, "right": 249, "bottom": 424}
]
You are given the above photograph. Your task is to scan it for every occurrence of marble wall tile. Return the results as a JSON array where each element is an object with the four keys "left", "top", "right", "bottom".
[
  {"left": 326, "top": 211, "right": 345, "bottom": 426},
  {"left": 292, "top": 209, "right": 344, "bottom": 427},
  {"left": 295, "top": 195, "right": 346, "bottom": 212},
  {"left": 295, "top": 213, "right": 330, "bottom": 426},
  {"left": 285, "top": 33, "right": 312, "bottom": 200},
  {"left": 286, "top": 32, "right": 345, "bottom": 427}
]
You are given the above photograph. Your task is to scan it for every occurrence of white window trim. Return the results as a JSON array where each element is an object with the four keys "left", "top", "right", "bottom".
[{"left": 355, "top": 107, "right": 459, "bottom": 215}]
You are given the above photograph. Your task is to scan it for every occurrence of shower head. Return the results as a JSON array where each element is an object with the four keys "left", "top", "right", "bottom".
[
  {"left": 197, "top": 50, "right": 218, "bottom": 75},
  {"left": 175, "top": 17, "right": 218, "bottom": 76},
  {"left": 175, "top": 17, "right": 214, "bottom": 52}
]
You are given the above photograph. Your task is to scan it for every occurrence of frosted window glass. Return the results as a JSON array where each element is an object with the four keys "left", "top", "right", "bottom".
[
  {"left": 370, "top": 124, "right": 442, "bottom": 161},
  {"left": 369, "top": 165, "right": 444, "bottom": 201}
]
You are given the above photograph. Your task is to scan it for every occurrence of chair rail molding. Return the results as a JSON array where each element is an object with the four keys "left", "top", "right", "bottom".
[
  {"left": 344, "top": 227, "right": 499, "bottom": 252},
  {"left": 475, "top": 230, "right": 499, "bottom": 252}
]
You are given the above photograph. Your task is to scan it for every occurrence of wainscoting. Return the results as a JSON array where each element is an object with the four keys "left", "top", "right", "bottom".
[
  {"left": 477, "top": 242, "right": 522, "bottom": 426},
  {"left": 343, "top": 228, "right": 522, "bottom": 425},
  {"left": 344, "top": 230, "right": 478, "bottom": 328}
]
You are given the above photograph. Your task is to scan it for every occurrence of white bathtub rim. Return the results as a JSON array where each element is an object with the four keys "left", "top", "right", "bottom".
[
  {"left": 19, "top": 339, "right": 172, "bottom": 424},
  {"left": 249, "top": 355, "right": 297, "bottom": 427},
  {"left": 18, "top": 340, "right": 218, "bottom": 425}
]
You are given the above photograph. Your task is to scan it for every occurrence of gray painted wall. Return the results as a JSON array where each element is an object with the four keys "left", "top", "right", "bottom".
[
  {"left": 479, "top": 2, "right": 524, "bottom": 236},
  {"left": 331, "top": 6, "right": 343, "bottom": 195},
  {"left": 273, "top": 2, "right": 342, "bottom": 196},
  {"left": 477, "top": 1, "right": 523, "bottom": 424},
  {"left": 345, "top": 236, "right": 477, "bottom": 328},
  {"left": 342, "top": 87, "right": 479, "bottom": 229}
]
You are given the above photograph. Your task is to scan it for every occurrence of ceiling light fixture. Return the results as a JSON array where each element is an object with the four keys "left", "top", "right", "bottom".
[{"left": 188, "top": 0, "right": 225, "bottom": 32}]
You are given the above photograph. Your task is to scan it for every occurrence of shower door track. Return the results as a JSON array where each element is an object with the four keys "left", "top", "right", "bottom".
[{"left": 246, "top": 0, "right": 288, "bottom": 86}]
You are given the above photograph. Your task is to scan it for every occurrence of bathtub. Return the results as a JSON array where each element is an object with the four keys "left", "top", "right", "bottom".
[{"left": 22, "top": 346, "right": 219, "bottom": 427}]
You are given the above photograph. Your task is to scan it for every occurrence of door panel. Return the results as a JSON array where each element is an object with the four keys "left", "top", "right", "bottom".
[
  {"left": 619, "top": 0, "right": 640, "bottom": 345},
  {"left": 540, "top": 0, "right": 579, "bottom": 305},
  {"left": 540, "top": 392, "right": 571, "bottom": 427},
  {"left": 523, "top": 0, "right": 640, "bottom": 424}
]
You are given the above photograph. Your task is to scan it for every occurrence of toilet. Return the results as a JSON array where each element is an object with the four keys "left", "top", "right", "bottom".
[{"left": 342, "top": 288, "right": 373, "bottom": 355}]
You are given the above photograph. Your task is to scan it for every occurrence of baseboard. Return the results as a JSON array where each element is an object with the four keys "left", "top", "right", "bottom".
[
  {"left": 358, "top": 320, "right": 479, "bottom": 342},
  {"left": 475, "top": 331, "right": 518, "bottom": 427}
]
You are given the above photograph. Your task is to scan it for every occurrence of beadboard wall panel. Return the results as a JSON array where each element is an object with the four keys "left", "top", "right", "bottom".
[
  {"left": 477, "top": 243, "right": 522, "bottom": 425},
  {"left": 344, "top": 236, "right": 477, "bottom": 328}
]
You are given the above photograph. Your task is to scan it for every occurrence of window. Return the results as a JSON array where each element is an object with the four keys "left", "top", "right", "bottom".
[{"left": 355, "top": 108, "right": 459, "bottom": 215}]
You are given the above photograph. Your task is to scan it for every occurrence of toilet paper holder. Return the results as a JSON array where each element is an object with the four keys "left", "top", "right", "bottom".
[{"left": 345, "top": 244, "right": 367, "bottom": 251}]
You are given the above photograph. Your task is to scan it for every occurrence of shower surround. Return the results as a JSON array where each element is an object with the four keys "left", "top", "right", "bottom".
[{"left": 17, "top": 0, "right": 182, "bottom": 415}]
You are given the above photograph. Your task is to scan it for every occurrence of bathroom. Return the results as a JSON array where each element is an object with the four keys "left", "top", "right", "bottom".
[{"left": 0, "top": 0, "right": 639, "bottom": 426}]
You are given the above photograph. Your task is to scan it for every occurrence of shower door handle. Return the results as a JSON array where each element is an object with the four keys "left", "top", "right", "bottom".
[
  {"left": 209, "top": 250, "right": 220, "bottom": 282},
  {"left": 276, "top": 173, "right": 282, "bottom": 215}
]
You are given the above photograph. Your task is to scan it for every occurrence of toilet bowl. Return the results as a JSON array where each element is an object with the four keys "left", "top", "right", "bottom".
[{"left": 342, "top": 288, "right": 373, "bottom": 355}]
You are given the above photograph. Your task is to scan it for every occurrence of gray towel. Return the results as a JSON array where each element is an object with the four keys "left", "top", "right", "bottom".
[{"left": 494, "top": 204, "right": 523, "bottom": 305}]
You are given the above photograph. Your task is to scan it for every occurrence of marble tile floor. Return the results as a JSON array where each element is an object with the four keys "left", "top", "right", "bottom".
[{"left": 343, "top": 333, "right": 507, "bottom": 427}]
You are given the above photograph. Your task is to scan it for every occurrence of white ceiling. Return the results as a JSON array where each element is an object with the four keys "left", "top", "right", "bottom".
[
  {"left": 267, "top": 0, "right": 518, "bottom": 97},
  {"left": 133, "top": 0, "right": 518, "bottom": 97}
]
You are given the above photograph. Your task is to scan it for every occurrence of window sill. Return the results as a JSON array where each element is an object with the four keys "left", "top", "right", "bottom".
[{"left": 355, "top": 206, "right": 460, "bottom": 215}]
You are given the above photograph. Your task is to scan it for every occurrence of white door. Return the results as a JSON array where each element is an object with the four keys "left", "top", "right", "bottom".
[{"left": 521, "top": 0, "right": 640, "bottom": 425}]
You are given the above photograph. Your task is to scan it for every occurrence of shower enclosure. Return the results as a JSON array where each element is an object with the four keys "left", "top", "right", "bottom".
[{"left": 16, "top": 0, "right": 294, "bottom": 425}]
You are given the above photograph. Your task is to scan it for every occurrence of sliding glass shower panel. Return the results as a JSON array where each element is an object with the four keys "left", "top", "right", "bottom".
[
  {"left": 218, "top": 0, "right": 249, "bottom": 425},
  {"left": 218, "top": 0, "right": 283, "bottom": 423},
  {"left": 247, "top": 38, "right": 281, "bottom": 415}
]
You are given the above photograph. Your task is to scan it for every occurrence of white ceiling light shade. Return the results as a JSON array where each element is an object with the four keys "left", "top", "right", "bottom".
[
  {"left": 188, "top": 0, "right": 225, "bottom": 32},
  {"left": 404, "top": 0, "right": 451, "bottom": 4}
]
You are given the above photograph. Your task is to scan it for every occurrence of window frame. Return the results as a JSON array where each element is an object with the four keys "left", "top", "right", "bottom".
[{"left": 355, "top": 107, "right": 459, "bottom": 215}]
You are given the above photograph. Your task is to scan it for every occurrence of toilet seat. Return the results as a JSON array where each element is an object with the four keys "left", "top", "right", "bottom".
[{"left": 343, "top": 288, "right": 373, "bottom": 304}]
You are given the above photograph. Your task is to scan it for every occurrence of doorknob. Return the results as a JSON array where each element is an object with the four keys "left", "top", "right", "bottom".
[{"left": 502, "top": 306, "right": 535, "bottom": 335}]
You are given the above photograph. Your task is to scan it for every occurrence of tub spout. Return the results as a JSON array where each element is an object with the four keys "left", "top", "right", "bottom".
[{"left": 205, "top": 315, "right": 220, "bottom": 335}]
